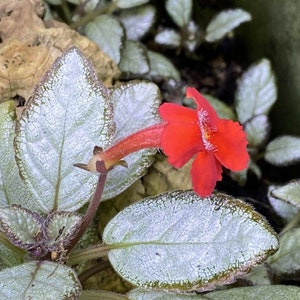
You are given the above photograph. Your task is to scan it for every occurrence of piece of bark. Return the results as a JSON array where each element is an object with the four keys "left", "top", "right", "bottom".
[{"left": 0, "top": 0, "right": 120, "bottom": 105}]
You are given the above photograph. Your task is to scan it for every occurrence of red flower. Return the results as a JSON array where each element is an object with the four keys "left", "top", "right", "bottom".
[{"left": 159, "top": 87, "right": 249, "bottom": 197}]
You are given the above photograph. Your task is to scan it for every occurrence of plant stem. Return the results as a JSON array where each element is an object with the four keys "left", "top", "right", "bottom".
[
  {"left": 67, "top": 243, "right": 112, "bottom": 265},
  {"left": 61, "top": 0, "right": 72, "bottom": 24},
  {"left": 70, "top": 3, "right": 117, "bottom": 29},
  {"left": 78, "top": 260, "right": 111, "bottom": 282},
  {"left": 67, "top": 161, "right": 108, "bottom": 253}
]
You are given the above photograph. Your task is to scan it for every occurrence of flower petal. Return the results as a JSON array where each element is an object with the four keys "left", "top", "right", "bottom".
[
  {"left": 161, "top": 123, "right": 203, "bottom": 168},
  {"left": 186, "top": 88, "right": 219, "bottom": 124},
  {"left": 191, "top": 151, "right": 223, "bottom": 197},
  {"left": 159, "top": 102, "right": 198, "bottom": 123},
  {"left": 213, "top": 119, "right": 249, "bottom": 171}
]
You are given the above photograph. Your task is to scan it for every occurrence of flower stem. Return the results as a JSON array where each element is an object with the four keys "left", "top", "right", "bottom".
[{"left": 67, "top": 161, "right": 108, "bottom": 253}]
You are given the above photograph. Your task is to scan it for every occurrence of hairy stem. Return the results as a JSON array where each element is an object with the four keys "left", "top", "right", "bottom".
[{"left": 67, "top": 161, "right": 108, "bottom": 252}]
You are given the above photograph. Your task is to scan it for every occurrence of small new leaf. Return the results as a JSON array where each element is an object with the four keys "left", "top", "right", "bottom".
[
  {"left": 84, "top": 15, "right": 124, "bottom": 64},
  {"left": 155, "top": 29, "right": 181, "bottom": 48},
  {"left": 165, "top": 0, "right": 192, "bottom": 27},
  {"left": 120, "top": 5, "right": 156, "bottom": 41},
  {"left": 0, "top": 205, "right": 42, "bottom": 249},
  {"left": 205, "top": 9, "right": 251, "bottom": 42},
  {"left": 268, "top": 185, "right": 299, "bottom": 222},
  {"left": 265, "top": 135, "right": 300, "bottom": 166},
  {"left": 44, "top": 211, "right": 83, "bottom": 249},
  {"left": 270, "top": 180, "right": 300, "bottom": 208},
  {"left": 146, "top": 50, "right": 180, "bottom": 80},
  {"left": 119, "top": 41, "right": 150, "bottom": 75},
  {"left": 235, "top": 59, "right": 277, "bottom": 124}
]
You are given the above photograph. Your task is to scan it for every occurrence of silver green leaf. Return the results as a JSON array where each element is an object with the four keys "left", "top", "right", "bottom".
[
  {"left": 0, "top": 243, "right": 24, "bottom": 269},
  {"left": 119, "top": 41, "right": 150, "bottom": 75},
  {"left": 268, "top": 185, "right": 299, "bottom": 222},
  {"left": 120, "top": 5, "right": 156, "bottom": 40},
  {"left": 165, "top": 0, "right": 192, "bottom": 27},
  {"left": 205, "top": 285, "right": 300, "bottom": 300},
  {"left": 243, "top": 265, "right": 271, "bottom": 286},
  {"left": 0, "top": 101, "right": 36, "bottom": 210},
  {"left": 205, "top": 9, "right": 251, "bottom": 42},
  {"left": 155, "top": 29, "right": 181, "bottom": 48},
  {"left": 183, "top": 94, "right": 236, "bottom": 120},
  {"left": 76, "top": 0, "right": 105, "bottom": 13},
  {"left": 129, "top": 284, "right": 300, "bottom": 299},
  {"left": 129, "top": 285, "right": 300, "bottom": 300},
  {"left": 265, "top": 135, "right": 300, "bottom": 166},
  {"left": 128, "top": 288, "right": 207, "bottom": 299},
  {"left": 103, "top": 191, "right": 278, "bottom": 291},
  {"left": 0, "top": 261, "right": 81, "bottom": 299},
  {"left": 244, "top": 114, "right": 269, "bottom": 147},
  {"left": 270, "top": 180, "right": 300, "bottom": 208},
  {"left": 45, "top": 211, "right": 82, "bottom": 249},
  {"left": 102, "top": 81, "right": 161, "bottom": 200},
  {"left": 80, "top": 290, "right": 130, "bottom": 299},
  {"left": 85, "top": 15, "right": 124, "bottom": 64},
  {"left": 0, "top": 205, "right": 42, "bottom": 248},
  {"left": 268, "top": 228, "right": 300, "bottom": 275},
  {"left": 113, "top": 0, "right": 149, "bottom": 9},
  {"left": 235, "top": 59, "right": 277, "bottom": 124},
  {"left": 203, "top": 94, "right": 236, "bottom": 120},
  {"left": 146, "top": 50, "right": 180, "bottom": 80},
  {"left": 15, "top": 47, "right": 114, "bottom": 213}
]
